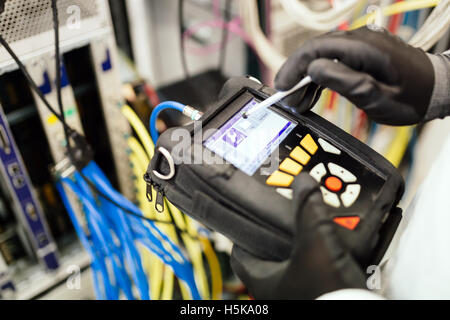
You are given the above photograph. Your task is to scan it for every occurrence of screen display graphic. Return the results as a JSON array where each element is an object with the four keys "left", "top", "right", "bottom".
[{"left": 204, "top": 99, "right": 296, "bottom": 175}]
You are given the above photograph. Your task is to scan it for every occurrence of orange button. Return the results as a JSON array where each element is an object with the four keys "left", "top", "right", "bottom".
[
  {"left": 333, "top": 216, "right": 360, "bottom": 230},
  {"left": 325, "top": 176, "right": 342, "bottom": 192}
]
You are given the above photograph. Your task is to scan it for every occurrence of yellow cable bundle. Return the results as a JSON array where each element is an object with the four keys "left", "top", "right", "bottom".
[
  {"left": 199, "top": 233, "right": 223, "bottom": 300},
  {"left": 123, "top": 107, "right": 192, "bottom": 299},
  {"left": 351, "top": 0, "right": 440, "bottom": 29},
  {"left": 121, "top": 105, "right": 222, "bottom": 300},
  {"left": 129, "top": 151, "right": 166, "bottom": 299},
  {"left": 122, "top": 105, "right": 155, "bottom": 158},
  {"left": 128, "top": 136, "right": 181, "bottom": 300},
  {"left": 384, "top": 126, "right": 414, "bottom": 167}
]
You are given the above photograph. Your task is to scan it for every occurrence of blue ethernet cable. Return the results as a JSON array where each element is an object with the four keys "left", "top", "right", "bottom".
[
  {"left": 130, "top": 218, "right": 200, "bottom": 299},
  {"left": 84, "top": 162, "right": 191, "bottom": 268},
  {"left": 149, "top": 101, "right": 185, "bottom": 142},
  {"left": 88, "top": 222, "right": 119, "bottom": 299},
  {"left": 62, "top": 178, "right": 120, "bottom": 299},
  {"left": 83, "top": 161, "right": 201, "bottom": 299},
  {"left": 72, "top": 175, "right": 135, "bottom": 300},
  {"left": 74, "top": 173, "right": 137, "bottom": 297},
  {"left": 58, "top": 160, "right": 201, "bottom": 300},
  {"left": 149, "top": 101, "right": 203, "bottom": 141},
  {"left": 84, "top": 162, "right": 200, "bottom": 299},
  {"left": 56, "top": 182, "right": 107, "bottom": 300},
  {"left": 85, "top": 163, "right": 187, "bottom": 258},
  {"left": 70, "top": 177, "right": 121, "bottom": 299},
  {"left": 96, "top": 189, "right": 150, "bottom": 300},
  {"left": 66, "top": 171, "right": 148, "bottom": 300},
  {"left": 61, "top": 176, "right": 141, "bottom": 300}
]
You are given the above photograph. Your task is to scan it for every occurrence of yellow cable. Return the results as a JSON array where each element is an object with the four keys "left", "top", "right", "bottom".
[
  {"left": 183, "top": 217, "right": 210, "bottom": 300},
  {"left": 122, "top": 106, "right": 205, "bottom": 297},
  {"left": 384, "top": 126, "right": 414, "bottom": 167},
  {"left": 122, "top": 105, "right": 222, "bottom": 300},
  {"left": 122, "top": 104, "right": 155, "bottom": 158},
  {"left": 129, "top": 136, "right": 150, "bottom": 165},
  {"left": 130, "top": 139, "right": 182, "bottom": 299},
  {"left": 200, "top": 236, "right": 223, "bottom": 300},
  {"left": 127, "top": 135, "right": 190, "bottom": 299},
  {"left": 130, "top": 152, "right": 165, "bottom": 299},
  {"left": 352, "top": 0, "right": 369, "bottom": 22},
  {"left": 166, "top": 198, "right": 213, "bottom": 299},
  {"left": 164, "top": 195, "right": 211, "bottom": 299},
  {"left": 352, "top": 0, "right": 440, "bottom": 29},
  {"left": 166, "top": 200, "right": 213, "bottom": 300}
]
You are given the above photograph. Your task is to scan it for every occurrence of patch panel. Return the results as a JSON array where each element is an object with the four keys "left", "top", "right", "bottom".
[
  {"left": 89, "top": 34, "right": 134, "bottom": 201},
  {"left": 26, "top": 53, "right": 86, "bottom": 229},
  {"left": 0, "top": 104, "right": 58, "bottom": 270}
]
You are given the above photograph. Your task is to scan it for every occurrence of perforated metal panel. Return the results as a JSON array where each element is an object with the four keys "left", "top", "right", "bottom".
[{"left": 0, "top": 0, "right": 98, "bottom": 44}]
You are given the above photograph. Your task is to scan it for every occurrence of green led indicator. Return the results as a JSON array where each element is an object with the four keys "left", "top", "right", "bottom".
[{"left": 64, "top": 108, "right": 76, "bottom": 117}]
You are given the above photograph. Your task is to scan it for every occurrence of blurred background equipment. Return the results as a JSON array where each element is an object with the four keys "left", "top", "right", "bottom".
[{"left": 0, "top": 0, "right": 448, "bottom": 299}]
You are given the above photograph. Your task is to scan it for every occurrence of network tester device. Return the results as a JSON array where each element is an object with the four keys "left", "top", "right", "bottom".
[{"left": 149, "top": 77, "right": 404, "bottom": 265}]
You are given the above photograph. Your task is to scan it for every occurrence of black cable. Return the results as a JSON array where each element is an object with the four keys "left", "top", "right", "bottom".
[
  {"left": 0, "top": 34, "right": 74, "bottom": 135},
  {"left": 178, "top": 0, "right": 189, "bottom": 78},
  {"left": 52, "top": 0, "right": 72, "bottom": 157},
  {"left": 218, "top": 0, "right": 232, "bottom": 72}
]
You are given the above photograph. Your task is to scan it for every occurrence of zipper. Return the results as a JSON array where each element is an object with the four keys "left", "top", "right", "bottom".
[{"left": 143, "top": 172, "right": 165, "bottom": 213}]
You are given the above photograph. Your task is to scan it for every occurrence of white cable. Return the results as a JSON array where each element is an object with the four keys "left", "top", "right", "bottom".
[
  {"left": 240, "top": 0, "right": 449, "bottom": 72},
  {"left": 409, "top": 0, "right": 450, "bottom": 50},
  {"left": 279, "top": 0, "right": 381, "bottom": 31},
  {"left": 281, "top": 0, "right": 360, "bottom": 21},
  {"left": 239, "top": 0, "right": 287, "bottom": 72}
]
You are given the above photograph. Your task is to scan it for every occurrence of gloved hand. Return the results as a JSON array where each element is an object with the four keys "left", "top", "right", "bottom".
[
  {"left": 230, "top": 173, "right": 366, "bottom": 300},
  {"left": 275, "top": 27, "right": 435, "bottom": 126}
]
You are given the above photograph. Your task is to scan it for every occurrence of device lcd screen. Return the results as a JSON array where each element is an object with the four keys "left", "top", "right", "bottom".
[{"left": 203, "top": 99, "right": 297, "bottom": 176}]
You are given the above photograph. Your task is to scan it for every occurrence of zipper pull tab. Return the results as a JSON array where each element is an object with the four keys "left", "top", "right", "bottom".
[
  {"left": 146, "top": 183, "right": 153, "bottom": 202},
  {"left": 143, "top": 173, "right": 153, "bottom": 202},
  {"left": 143, "top": 172, "right": 164, "bottom": 212},
  {"left": 155, "top": 190, "right": 164, "bottom": 213}
]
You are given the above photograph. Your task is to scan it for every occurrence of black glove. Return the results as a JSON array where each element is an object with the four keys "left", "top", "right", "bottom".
[
  {"left": 230, "top": 173, "right": 366, "bottom": 300},
  {"left": 275, "top": 27, "right": 435, "bottom": 126}
]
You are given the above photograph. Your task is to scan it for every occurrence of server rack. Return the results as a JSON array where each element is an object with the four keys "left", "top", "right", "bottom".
[{"left": 0, "top": 0, "right": 134, "bottom": 298}]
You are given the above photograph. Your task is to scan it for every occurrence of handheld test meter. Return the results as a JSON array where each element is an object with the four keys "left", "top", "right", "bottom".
[{"left": 146, "top": 77, "right": 404, "bottom": 266}]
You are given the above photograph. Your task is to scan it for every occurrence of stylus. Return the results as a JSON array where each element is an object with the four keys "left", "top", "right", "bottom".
[{"left": 243, "top": 75, "right": 312, "bottom": 118}]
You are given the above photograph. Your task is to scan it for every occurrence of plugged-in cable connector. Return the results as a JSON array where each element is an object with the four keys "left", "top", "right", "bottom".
[
  {"left": 183, "top": 105, "right": 203, "bottom": 121},
  {"left": 149, "top": 101, "right": 203, "bottom": 142},
  {"left": 66, "top": 130, "right": 94, "bottom": 171}
]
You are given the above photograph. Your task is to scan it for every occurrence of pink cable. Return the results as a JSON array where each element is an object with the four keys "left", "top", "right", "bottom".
[
  {"left": 182, "top": 17, "right": 254, "bottom": 55},
  {"left": 182, "top": 6, "right": 267, "bottom": 72},
  {"left": 213, "top": 0, "right": 221, "bottom": 19}
]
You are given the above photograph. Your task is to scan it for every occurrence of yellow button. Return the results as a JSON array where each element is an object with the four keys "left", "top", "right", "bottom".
[
  {"left": 290, "top": 146, "right": 311, "bottom": 165},
  {"left": 300, "top": 134, "right": 318, "bottom": 155},
  {"left": 266, "top": 170, "right": 294, "bottom": 187},
  {"left": 279, "top": 158, "right": 303, "bottom": 176}
]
